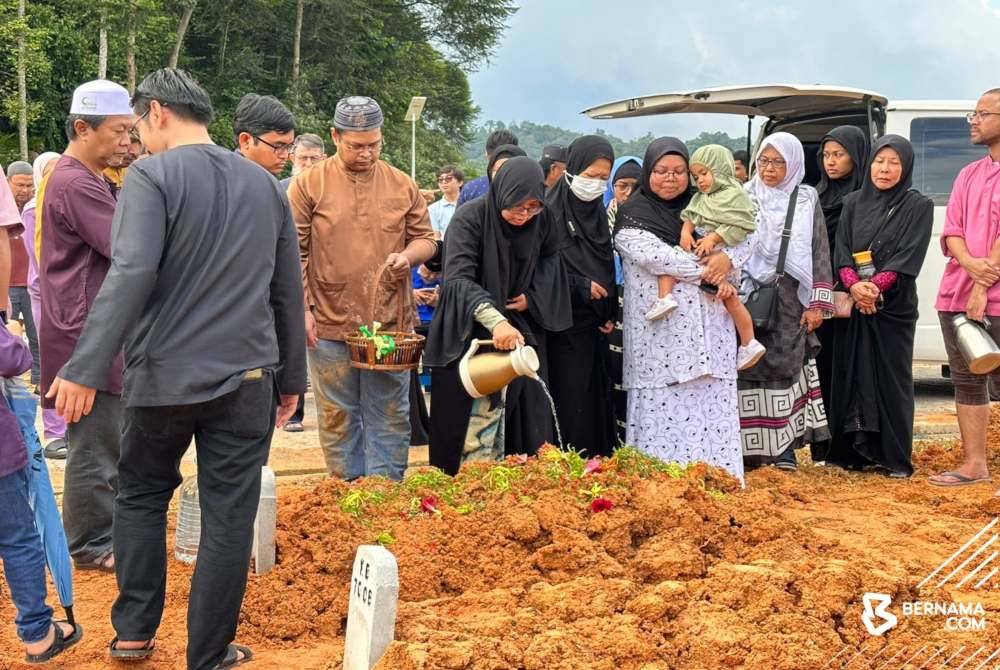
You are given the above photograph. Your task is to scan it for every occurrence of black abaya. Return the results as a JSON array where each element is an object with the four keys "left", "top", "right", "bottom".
[
  {"left": 813, "top": 127, "right": 868, "bottom": 444},
  {"left": 425, "top": 157, "right": 572, "bottom": 474},
  {"left": 826, "top": 135, "right": 934, "bottom": 475},
  {"left": 545, "top": 136, "right": 617, "bottom": 457}
]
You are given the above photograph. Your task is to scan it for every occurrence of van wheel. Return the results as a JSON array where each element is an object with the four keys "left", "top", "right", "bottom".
[{"left": 991, "top": 377, "right": 1000, "bottom": 402}]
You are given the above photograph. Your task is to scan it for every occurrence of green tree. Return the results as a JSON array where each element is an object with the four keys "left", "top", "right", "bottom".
[
  {"left": 0, "top": 0, "right": 515, "bottom": 174},
  {"left": 0, "top": 0, "right": 51, "bottom": 159}
]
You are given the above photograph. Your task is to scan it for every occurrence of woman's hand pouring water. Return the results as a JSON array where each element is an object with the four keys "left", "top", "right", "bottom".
[{"left": 492, "top": 321, "right": 525, "bottom": 350}]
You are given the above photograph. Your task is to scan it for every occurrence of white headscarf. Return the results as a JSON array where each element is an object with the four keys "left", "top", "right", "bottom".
[
  {"left": 744, "top": 132, "right": 816, "bottom": 308},
  {"left": 23, "top": 151, "right": 61, "bottom": 214}
]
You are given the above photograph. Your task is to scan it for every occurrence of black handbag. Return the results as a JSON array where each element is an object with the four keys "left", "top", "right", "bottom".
[{"left": 745, "top": 186, "right": 798, "bottom": 333}]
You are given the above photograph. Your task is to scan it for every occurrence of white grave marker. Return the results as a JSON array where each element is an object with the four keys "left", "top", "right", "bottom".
[
  {"left": 252, "top": 466, "right": 277, "bottom": 574},
  {"left": 343, "top": 545, "right": 399, "bottom": 670}
]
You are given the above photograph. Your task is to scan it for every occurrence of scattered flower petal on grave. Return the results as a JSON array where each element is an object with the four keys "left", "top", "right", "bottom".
[
  {"left": 420, "top": 496, "right": 441, "bottom": 515},
  {"left": 590, "top": 496, "right": 615, "bottom": 513}
]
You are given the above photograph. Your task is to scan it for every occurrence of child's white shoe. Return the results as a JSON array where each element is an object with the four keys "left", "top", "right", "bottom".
[
  {"left": 645, "top": 295, "right": 678, "bottom": 321},
  {"left": 737, "top": 339, "right": 766, "bottom": 371}
]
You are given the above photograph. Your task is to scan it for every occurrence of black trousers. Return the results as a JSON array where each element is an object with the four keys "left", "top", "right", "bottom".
[
  {"left": 429, "top": 342, "right": 553, "bottom": 475},
  {"left": 111, "top": 372, "right": 276, "bottom": 670},
  {"left": 409, "top": 370, "right": 430, "bottom": 446},
  {"left": 547, "top": 327, "right": 616, "bottom": 458},
  {"left": 428, "top": 364, "right": 475, "bottom": 475}
]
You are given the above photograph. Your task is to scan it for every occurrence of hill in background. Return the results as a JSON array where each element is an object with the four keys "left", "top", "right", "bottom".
[{"left": 462, "top": 121, "right": 747, "bottom": 175}]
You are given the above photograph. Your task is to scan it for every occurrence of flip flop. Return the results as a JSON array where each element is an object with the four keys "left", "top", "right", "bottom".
[
  {"left": 211, "top": 644, "right": 254, "bottom": 669},
  {"left": 928, "top": 471, "right": 992, "bottom": 487},
  {"left": 75, "top": 552, "right": 114, "bottom": 573},
  {"left": 25, "top": 621, "right": 83, "bottom": 664},
  {"left": 109, "top": 637, "right": 156, "bottom": 660}
]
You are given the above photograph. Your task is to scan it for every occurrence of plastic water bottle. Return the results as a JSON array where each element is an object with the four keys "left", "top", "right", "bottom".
[{"left": 174, "top": 476, "right": 201, "bottom": 564}]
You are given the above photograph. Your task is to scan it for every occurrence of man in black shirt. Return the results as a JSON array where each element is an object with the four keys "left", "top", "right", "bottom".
[
  {"left": 49, "top": 68, "right": 306, "bottom": 670},
  {"left": 231, "top": 94, "right": 310, "bottom": 433}
]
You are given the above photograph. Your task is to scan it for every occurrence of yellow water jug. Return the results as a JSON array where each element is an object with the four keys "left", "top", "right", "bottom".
[{"left": 458, "top": 339, "right": 540, "bottom": 398}]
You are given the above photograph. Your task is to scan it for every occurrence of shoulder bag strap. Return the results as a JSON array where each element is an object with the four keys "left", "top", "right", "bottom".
[{"left": 774, "top": 185, "right": 799, "bottom": 280}]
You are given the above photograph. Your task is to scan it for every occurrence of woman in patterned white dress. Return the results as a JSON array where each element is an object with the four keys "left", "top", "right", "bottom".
[
  {"left": 738, "top": 133, "right": 834, "bottom": 471},
  {"left": 614, "top": 138, "right": 754, "bottom": 483}
]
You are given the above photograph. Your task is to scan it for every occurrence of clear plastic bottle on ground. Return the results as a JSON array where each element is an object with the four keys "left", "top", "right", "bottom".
[{"left": 174, "top": 476, "right": 201, "bottom": 564}]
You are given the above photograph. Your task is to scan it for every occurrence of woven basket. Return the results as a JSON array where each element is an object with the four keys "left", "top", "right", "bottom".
[{"left": 345, "top": 263, "right": 425, "bottom": 372}]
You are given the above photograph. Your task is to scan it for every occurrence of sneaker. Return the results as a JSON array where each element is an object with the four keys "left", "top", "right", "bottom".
[
  {"left": 283, "top": 420, "right": 304, "bottom": 433},
  {"left": 645, "top": 295, "right": 678, "bottom": 321},
  {"left": 737, "top": 339, "right": 766, "bottom": 371}
]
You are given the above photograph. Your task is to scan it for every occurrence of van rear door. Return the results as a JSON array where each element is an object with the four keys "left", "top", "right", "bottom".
[
  {"left": 583, "top": 84, "right": 887, "bottom": 130},
  {"left": 583, "top": 85, "right": 889, "bottom": 181}
]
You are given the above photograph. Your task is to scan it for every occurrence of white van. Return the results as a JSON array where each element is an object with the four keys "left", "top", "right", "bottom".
[{"left": 584, "top": 84, "right": 984, "bottom": 375}]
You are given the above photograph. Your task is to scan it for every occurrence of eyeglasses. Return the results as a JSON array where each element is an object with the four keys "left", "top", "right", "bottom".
[
  {"left": 967, "top": 111, "right": 1000, "bottom": 123},
  {"left": 651, "top": 169, "right": 688, "bottom": 180},
  {"left": 253, "top": 135, "right": 293, "bottom": 157},
  {"left": 757, "top": 157, "right": 787, "bottom": 169},
  {"left": 342, "top": 139, "right": 384, "bottom": 154},
  {"left": 437, "top": 175, "right": 456, "bottom": 183},
  {"left": 129, "top": 109, "right": 149, "bottom": 137},
  {"left": 505, "top": 203, "right": 544, "bottom": 217}
]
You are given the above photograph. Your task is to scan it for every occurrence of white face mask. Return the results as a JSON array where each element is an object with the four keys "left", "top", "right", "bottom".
[{"left": 566, "top": 173, "right": 608, "bottom": 202}]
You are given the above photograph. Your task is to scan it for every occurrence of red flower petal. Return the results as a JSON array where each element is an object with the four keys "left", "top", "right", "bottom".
[
  {"left": 420, "top": 496, "right": 440, "bottom": 515},
  {"left": 584, "top": 458, "right": 603, "bottom": 475},
  {"left": 590, "top": 497, "right": 615, "bottom": 513}
]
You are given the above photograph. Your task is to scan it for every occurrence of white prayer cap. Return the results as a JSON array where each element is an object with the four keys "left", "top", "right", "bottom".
[{"left": 70, "top": 79, "right": 133, "bottom": 116}]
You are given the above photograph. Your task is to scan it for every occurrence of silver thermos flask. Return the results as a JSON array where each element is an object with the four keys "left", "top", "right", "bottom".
[{"left": 952, "top": 315, "right": 1000, "bottom": 375}]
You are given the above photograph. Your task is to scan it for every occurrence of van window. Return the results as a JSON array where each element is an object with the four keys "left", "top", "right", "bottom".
[{"left": 910, "top": 117, "right": 986, "bottom": 205}]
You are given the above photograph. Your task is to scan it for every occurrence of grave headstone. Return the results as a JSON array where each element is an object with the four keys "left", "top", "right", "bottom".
[
  {"left": 252, "top": 466, "right": 277, "bottom": 574},
  {"left": 343, "top": 545, "right": 399, "bottom": 670}
]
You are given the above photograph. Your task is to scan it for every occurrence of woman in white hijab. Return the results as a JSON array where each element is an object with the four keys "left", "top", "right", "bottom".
[{"left": 739, "top": 133, "right": 834, "bottom": 471}]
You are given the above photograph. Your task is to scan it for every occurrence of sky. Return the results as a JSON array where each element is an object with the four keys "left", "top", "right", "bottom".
[{"left": 468, "top": 0, "right": 1000, "bottom": 141}]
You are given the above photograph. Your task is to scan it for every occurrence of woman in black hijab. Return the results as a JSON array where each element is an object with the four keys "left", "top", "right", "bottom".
[
  {"left": 606, "top": 157, "right": 644, "bottom": 445},
  {"left": 812, "top": 126, "right": 869, "bottom": 458},
  {"left": 613, "top": 137, "right": 749, "bottom": 482},
  {"left": 425, "top": 157, "right": 572, "bottom": 475},
  {"left": 487, "top": 144, "right": 527, "bottom": 181},
  {"left": 817, "top": 126, "right": 869, "bottom": 248},
  {"left": 613, "top": 138, "right": 694, "bottom": 244},
  {"left": 545, "top": 135, "right": 617, "bottom": 457},
  {"left": 825, "top": 135, "right": 934, "bottom": 477}
]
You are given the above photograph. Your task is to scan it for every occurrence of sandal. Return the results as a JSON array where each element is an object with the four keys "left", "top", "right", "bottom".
[
  {"left": 109, "top": 637, "right": 156, "bottom": 660},
  {"left": 212, "top": 643, "right": 254, "bottom": 669},
  {"left": 25, "top": 621, "right": 83, "bottom": 664},
  {"left": 43, "top": 438, "right": 68, "bottom": 460},
  {"left": 75, "top": 552, "right": 115, "bottom": 573},
  {"left": 929, "top": 471, "right": 992, "bottom": 487}
]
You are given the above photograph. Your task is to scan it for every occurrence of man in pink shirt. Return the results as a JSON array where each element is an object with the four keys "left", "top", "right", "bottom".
[{"left": 929, "top": 88, "right": 1000, "bottom": 489}]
